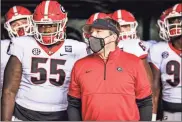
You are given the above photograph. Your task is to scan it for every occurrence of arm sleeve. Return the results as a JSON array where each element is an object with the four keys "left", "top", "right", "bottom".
[
  {"left": 135, "top": 59, "right": 152, "bottom": 99},
  {"left": 8, "top": 39, "right": 24, "bottom": 62},
  {"left": 67, "top": 95, "right": 82, "bottom": 121},
  {"left": 136, "top": 95, "right": 152, "bottom": 121}
]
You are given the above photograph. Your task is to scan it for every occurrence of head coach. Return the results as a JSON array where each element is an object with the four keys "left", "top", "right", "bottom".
[{"left": 67, "top": 18, "right": 152, "bottom": 121}]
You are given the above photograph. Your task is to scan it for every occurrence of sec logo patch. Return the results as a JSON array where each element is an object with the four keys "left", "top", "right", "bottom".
[{"left": 32, "top": 48, "right": 41, "bottom": 55}]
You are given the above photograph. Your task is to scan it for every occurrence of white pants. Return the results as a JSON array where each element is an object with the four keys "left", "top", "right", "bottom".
[
  {"left": 162, "top": 111, "right": 182, "bottom": 121},
  {"left": 11, "top": 116, "right": 22, "bottom": 121}
]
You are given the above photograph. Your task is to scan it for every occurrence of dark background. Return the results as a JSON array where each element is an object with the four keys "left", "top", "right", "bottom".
[{"left": 1, "top": 0, "right": 181, "bottom": 41}]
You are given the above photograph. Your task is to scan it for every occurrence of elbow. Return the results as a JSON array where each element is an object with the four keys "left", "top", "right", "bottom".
[
  {"left": 67, "top": 95, "right": 81, "bottom": 108},
  {"left": 2, "top": 88, "right": 16, "bottom": 99},
  {"left": 136, "top": 95, "right": 152, "bottom": 108}
]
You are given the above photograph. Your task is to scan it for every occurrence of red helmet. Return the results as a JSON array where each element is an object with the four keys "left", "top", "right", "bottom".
[
  {"left": 164, "top": 3, "right": 182, "bottom": 38},
  {"left": 33, "top": 0, "right": 68, "bottom": 45},
  {"left": 107, "top": 13, "right": 113, "bottom": 18},
  {"left": 111, "top": 9, "right": 138, "bottom": 41},
  {"left": 4, "top": 6, "right": 33, "bottom": 38},
  {"left": 83, "top": 12, "right": 108, "bottom": 43},
  {"left": 157, "top": 8, "right": 172, "bottom": 41}
]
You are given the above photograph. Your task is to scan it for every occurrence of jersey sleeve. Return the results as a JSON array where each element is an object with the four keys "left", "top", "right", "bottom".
[
  {"left": 135, "top": 40, "right": 148, "bottom": 59},
  {"left": 135, "top": 59, "right": 152, "bottom": 99},
  {"left": 76, "top": 42, "right": 89, "bottom": 59},
  {"left": 148, "top": 43, "right": 162, "bottom": 70},
  {"left": 68, "top": 63, "right": 81, "bottom": 99},
  {"left": 8, "top": 37, "right": 24, "bottom": 62}
]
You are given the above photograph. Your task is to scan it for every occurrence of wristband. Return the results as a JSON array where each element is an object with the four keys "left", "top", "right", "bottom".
[{"left": 151, "top": 113, "right": 157, "bottom": 121}]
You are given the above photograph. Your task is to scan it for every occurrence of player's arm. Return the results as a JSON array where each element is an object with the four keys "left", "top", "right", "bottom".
[
  {"left": 137, "top": 40, "right": 153, "bottom": 85},
  {"left": 67, "top": 64, "right": 82, "bottom": 121},
  {"left": 141, "top": 58, "right": 153, "bottom": 85},
  {"left": 147, "top": 44, "right": 162, "bottom": 121},
  {"left": 149, "top": 63, "right": 161, "bottom": 121},
  {"left": 135, "top": 59, "right": 153, "bottom": 121},
  {"left": 1, "top": 56, "right": 22, "bottom": 121}
]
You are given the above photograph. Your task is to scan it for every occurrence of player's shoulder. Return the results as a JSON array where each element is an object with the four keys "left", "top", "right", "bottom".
[
  {"left": 1, "top": 39, "right": 11, "bottom": 46},
  {"left": 65, "top": 38, "right": 87, "bottom": 46},
  {"left": 11, "top": 36, "right": 35, "bottom": 46},
  {"left": 151, "top": 41, "right": 168, "bottom": 50},
  {"left": 145, "top": 40, "right": 158, "bottom": 44},
  {"left": 1, "top": 39, "right": 11, "bottom": 52},
  {"left": 64, "top": 38, "right": 87, "bottom": 52},
  {"left": 143, "top": 40, "right": 158, "bottom": 50},
  {"left": 120, "top": 50, "right": 141, "bottom": 62}
]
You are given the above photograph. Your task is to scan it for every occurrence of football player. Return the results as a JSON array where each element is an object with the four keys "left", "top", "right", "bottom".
[
  {"left": 111, "top": 9, "right": 148, "bottom": 58},
  {"left": 111, "top": 10, "right": 153, "bottom": 121},
  {"left": 144, "top": 8, "right": 172, "bottom": 52},
  {"left": 1, "top": 6, "right": 33, "bottom": 95},
  {"left": 149, "top": 3, "right": 182, "bottom": 121},
  {"left": 1, "top": 1, "right": 88, "bottom": 121}
]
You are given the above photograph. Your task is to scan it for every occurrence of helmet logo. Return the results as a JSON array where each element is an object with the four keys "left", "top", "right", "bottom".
[{"left": 60, "top": 6, "right": 66, "bottom": 13}]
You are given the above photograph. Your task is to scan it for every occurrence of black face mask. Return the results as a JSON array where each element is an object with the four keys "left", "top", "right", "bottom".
[{"left": 88, "top": 35, "right": 111, "bottom": 53}]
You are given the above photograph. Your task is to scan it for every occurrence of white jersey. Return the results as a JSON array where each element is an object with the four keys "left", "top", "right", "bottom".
[
  {"left": 117, "top": 39, "right": 148, "bottom": 58},
  {"left": 1, "top": 39, "right": 11, "bottom": 91},
  {"left": 8, "top": 36, "right": 88, "bottom": 112},
  {"left": 149, "top": 42, "right": 181, "bottom": 103},
  {"left": 143, "top": 40, "right": 158, "bottom": 52}
]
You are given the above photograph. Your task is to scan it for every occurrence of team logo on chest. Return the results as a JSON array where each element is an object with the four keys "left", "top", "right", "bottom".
[
  {"left": 32, "top": 48, "right": 41, "bottom": 55},
  {"left": 162, "top": 51, "right": 169, "bottom": 59},
  {"left": 117, "top": 67, "right": 123, "bottom": 72},
  {"left": 65, "top": 46, "right": 72, "bottom": 52}
]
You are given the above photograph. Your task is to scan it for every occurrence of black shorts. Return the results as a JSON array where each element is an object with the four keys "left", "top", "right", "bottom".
[{"left": 13, "top": 102, "right": 68, "bottom": 121}]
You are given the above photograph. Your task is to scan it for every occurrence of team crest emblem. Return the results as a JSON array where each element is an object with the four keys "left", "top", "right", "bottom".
[
  {"left": 65, "top": 46, "right": 72, "bottom": 52},
  {"left": 32, "top": 48, "right": 41, "bottom": 55},
  {"left": 60, "top": 5, "right": 66, "bottom": 13},
  {"left": 117, "top": 67, "right": 122, "bottom": 72},
  {"left": 162, "top": 51, "right": 169, "bottom": 59}
]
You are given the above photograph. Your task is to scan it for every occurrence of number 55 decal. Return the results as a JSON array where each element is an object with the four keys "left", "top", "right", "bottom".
[{"left": 31, "top": 57, "right": 66, "bottom": 86}]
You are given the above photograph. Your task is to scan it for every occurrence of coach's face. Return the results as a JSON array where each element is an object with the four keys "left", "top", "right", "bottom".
[{"left": 90, "top": 27, "right": 112, "bottom": 44}]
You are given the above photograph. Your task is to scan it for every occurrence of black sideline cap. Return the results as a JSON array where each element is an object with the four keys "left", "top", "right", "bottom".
[{"left": 82, "top": 18, "right": 120, "bottom": 36}]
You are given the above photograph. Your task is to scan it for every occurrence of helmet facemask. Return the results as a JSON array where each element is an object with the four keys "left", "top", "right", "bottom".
[
  {"left": 33, "top": 17, "right": 68, "bottom": 45},
  {"left": 4, "top": 15, "right": 34, "bottom": 38},
  {"left": 118, "top": 20, "right": 138, "bottom": 41},
  {"left": 157, "top": 19, "right": 169, "bottom": 41},
  {"left": 165, "top": 15, "right": 182, "bottom": 38}
]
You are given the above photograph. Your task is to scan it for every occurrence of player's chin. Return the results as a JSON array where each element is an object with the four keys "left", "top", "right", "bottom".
[{"left": 171, "top": 35, "right": 182, "bottom": 42}]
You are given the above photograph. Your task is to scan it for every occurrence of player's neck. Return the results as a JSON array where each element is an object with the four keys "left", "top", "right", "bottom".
[
  {"left": 172, "top": 37, "right": 182, "bottom": 51},
  {"left": 45, "top": 41, "right": 62, "bottom": 49}
]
